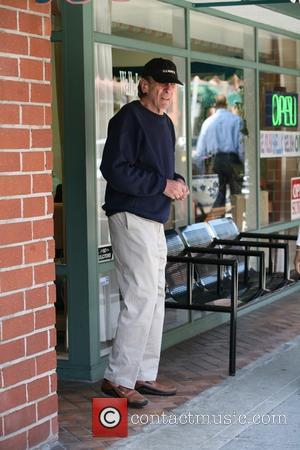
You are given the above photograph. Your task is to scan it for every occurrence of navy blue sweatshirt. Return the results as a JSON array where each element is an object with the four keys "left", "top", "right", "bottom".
[{"left": 100, "top": 100, "right": 183, "bottom": 224}]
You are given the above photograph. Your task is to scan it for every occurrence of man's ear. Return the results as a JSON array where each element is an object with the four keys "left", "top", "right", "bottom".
[{"left": 140, "top": 79, "right": 149, "bottom": 95}]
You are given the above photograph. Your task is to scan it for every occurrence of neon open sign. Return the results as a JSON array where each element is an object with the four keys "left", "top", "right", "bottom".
[{"left": 265, "top": 92, "right": 298, "bottom": 128}]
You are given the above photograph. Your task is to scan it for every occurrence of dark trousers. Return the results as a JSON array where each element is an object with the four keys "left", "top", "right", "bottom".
[{"left": 213, "top": 152, "right": 243, "bottom": 208}]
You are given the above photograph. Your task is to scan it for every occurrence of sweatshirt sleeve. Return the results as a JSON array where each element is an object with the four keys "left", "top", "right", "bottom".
[
  {"left": 100, "top": 113, "right": 167, "bottom": 197},
  {"left": 174, "top": 172, "right": 185, "bottom": 183},
  {"left": 167, "top": 117, "right": 185, "bottom": 183}
]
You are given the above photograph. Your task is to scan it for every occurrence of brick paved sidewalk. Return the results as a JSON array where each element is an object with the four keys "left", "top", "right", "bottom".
[{"left": 56, "top": 291, "right": 300, "bottom": 450}]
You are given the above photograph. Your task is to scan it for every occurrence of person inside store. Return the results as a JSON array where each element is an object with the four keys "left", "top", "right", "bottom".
[
  {"left": 195, "top": 94, "right": 244, "bottom": 209},
  {"left": 100, "top": 58, "right": 189, "bottom": 408},
  {"left": 294, "top": 226, "right": 300, "bottom": 274}
]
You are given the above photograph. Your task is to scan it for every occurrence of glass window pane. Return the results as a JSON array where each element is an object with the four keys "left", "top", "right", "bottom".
[
  {"left": 191, "top": 62, "right": 257, "bottom": 231},
  {"left": 94, "top": 0, "right": 185, "bottom": 48},
  {"left": 258, "top": 30, "right": 300, "bottom": 70},
  {"left": 259, "top": 73, "right": 300, "bottom": 226},
  {"left": 190, "top": 11, "right": 254, "bottom": 60}
]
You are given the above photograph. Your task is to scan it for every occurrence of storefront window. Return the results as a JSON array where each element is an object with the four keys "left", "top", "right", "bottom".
[
  {"left": 258, "top": 30, "right": 300, "bottom": 70},
  {"left": 191, "top": 62, "right": 256, "bottom": 231},
  {"left": 94, "top": 0, "right": 185, "bottom": 48},
  {"left": 259, "top": 73, "right": 300, "bottom": 226},
  {"left": 190, "top": 11, "right": 254, "bottom": 61}
]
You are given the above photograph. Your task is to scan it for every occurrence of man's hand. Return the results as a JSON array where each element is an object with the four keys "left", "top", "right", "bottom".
[
  {"left": 163, "top": 179, "right": 189, "bottom": 201},
  {"left": 176, "top": 178, "right": 190, "bottom": 200},
  {"left": 294, "top": 249, "right": 300, "bottom": 274}
]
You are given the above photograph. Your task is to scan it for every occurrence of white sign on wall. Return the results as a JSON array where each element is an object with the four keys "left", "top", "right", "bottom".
[{"left": 260, "top": 131, "right": 300, "bottom": 158}]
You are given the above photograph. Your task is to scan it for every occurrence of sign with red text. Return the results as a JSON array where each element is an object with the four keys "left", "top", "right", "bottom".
[{"left": 291, "top": 177, "right": 300, "bottom": 220}]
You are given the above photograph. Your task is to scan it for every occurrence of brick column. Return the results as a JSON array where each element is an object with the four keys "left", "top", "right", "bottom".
[{"left": 0, "top": 1, "right": 58, "bottom": 449}]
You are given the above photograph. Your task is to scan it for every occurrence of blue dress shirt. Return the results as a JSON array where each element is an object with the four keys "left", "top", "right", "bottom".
[{"left": 195, "top": 108, "right": 244, "bottom": 173}]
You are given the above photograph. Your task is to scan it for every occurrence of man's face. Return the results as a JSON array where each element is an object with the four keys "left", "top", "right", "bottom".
[{"left": 141, "top": 78, "right": 176, "bottom": 114}]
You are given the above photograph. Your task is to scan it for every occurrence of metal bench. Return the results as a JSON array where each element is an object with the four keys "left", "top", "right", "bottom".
[
  {"left": 236, "top": 223, "right": 299, "bottom": 282},
  {"left": 179, "top": 222, "right": 267, "bottom": 303},
  {"left": 208, "top": 218, "right": 293, "bottom": 291},
  {"left": 165, "top": 229, "right": 266, "bottom": 376}
]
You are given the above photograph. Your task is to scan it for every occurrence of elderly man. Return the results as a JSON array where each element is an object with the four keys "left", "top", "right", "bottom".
[{"left": 100, "top": 58, "right": 189, "bottom": 408}]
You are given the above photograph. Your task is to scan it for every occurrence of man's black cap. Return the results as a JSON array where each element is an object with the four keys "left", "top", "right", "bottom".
[{"left": 141, "top": 58, "right": 183, "bottom": 85}]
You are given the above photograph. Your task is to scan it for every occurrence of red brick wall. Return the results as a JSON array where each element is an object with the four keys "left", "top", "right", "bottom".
[{"left": 0, "top": 1, "right": 57, "bottom": 448}]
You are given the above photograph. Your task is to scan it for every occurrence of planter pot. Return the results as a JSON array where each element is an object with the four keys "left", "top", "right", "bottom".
[{"left": 192, "top": 174, "right": 219, "bottom": 208}]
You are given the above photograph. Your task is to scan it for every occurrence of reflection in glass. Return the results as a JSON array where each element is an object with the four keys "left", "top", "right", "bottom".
[
  {"left": 258, "top": 30, "right": 300, "bottom": 70},
  {"left": 191, "top": 63, "right": 256, "bottom": 231},
  {"left": 94, "top": 0, "right": 185, "bottom": 48},
  {"left": 259, "top": 73, "right": 300, "bottom": 226},
  {"left": 190, "top": 11, "right": 254, "bottom": 60}
]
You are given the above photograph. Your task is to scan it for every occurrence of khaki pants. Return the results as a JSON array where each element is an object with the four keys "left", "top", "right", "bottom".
[{"left": 104, "top": 212, "right": 167, "bottom": 389}]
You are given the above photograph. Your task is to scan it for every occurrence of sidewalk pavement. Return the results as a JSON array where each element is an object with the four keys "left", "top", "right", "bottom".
[
  {"left": 55, "top": 289, "right": 300, "bottom": 450},
  {"left": 112, "top": 335, "right": 300, "bottom": 450}
]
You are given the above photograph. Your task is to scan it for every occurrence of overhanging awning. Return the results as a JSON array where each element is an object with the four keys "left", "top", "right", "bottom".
[
  {"left": 192, "top": 0, "right": 300, "bottom": 22},
  {"left": 192, "top": 0, "right": 293, "bottom": 7}
]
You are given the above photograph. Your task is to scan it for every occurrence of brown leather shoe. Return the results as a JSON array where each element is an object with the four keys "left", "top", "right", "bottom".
[
  {"left": 101, "top": 379, "right": 148, "bottom": 408},
  {"left": 135, "top": 380, "right": 177, "bottom": 396}
]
